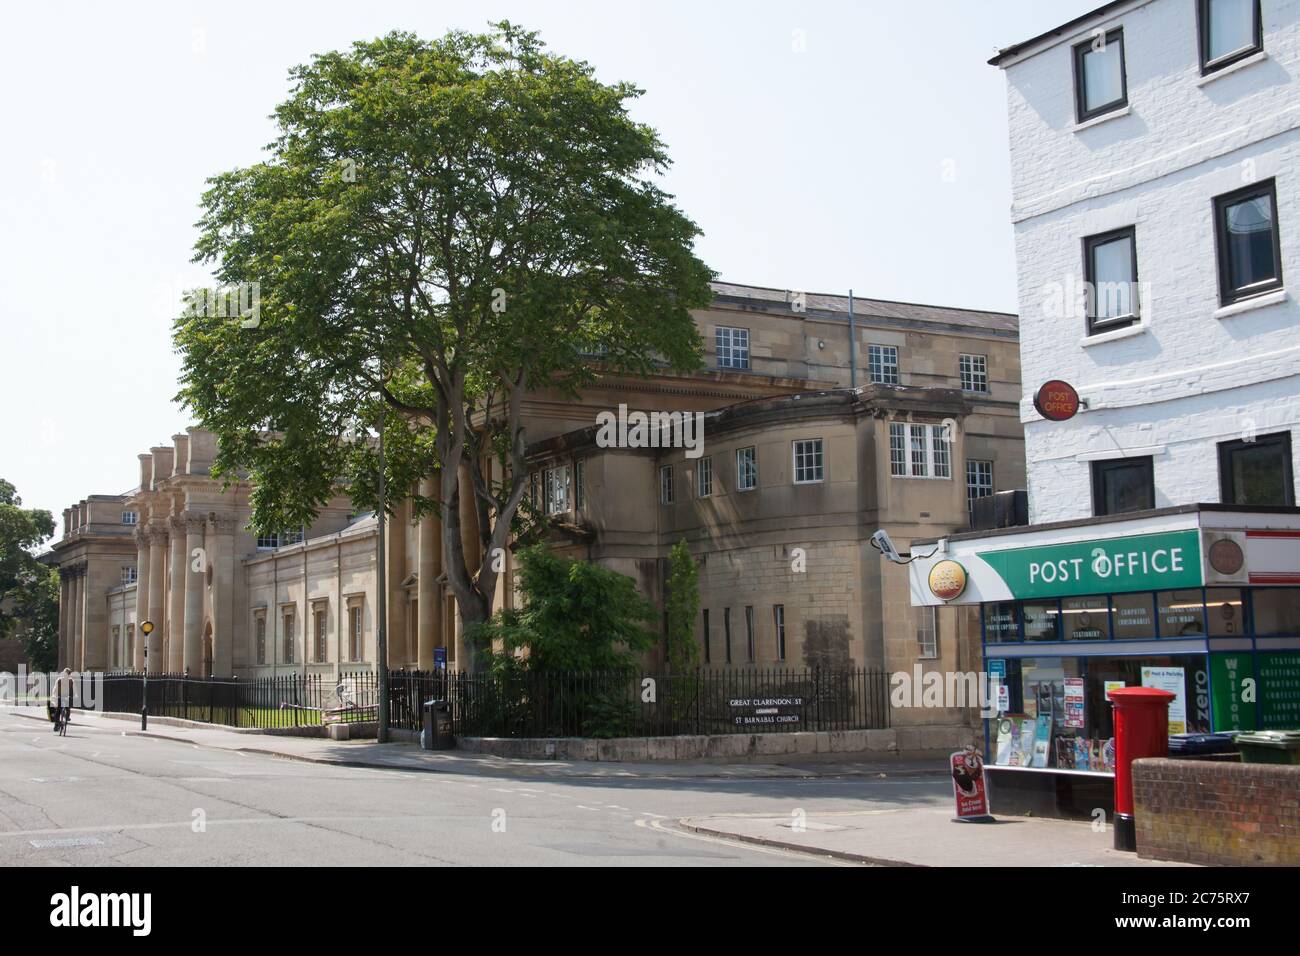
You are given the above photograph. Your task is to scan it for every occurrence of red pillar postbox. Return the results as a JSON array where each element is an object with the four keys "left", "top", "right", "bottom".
[{"left": 1107, "top": 686, "right": 1175, "bottom": 852}]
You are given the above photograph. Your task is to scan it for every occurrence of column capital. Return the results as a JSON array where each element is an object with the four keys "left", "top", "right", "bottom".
[
  {"left": 183, "top": 512, "right": 207, "bottom": 535},
  {"left": 168, "top": 514, "right": 186, "bottom": 533},
  {"left": 210, "top": 512, "right": 238, "bottom": 535}
]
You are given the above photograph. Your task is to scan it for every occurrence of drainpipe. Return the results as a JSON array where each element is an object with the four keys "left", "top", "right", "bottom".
[{"left": 848, "top": 289, "right": 857, "bottom": 388}]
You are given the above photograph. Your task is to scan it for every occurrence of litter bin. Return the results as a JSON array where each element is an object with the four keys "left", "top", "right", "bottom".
[
  {"left": 1168, "top": 732, "right": 1238, "bottom": 757},
  {"left": 1235, "top": 730, "right": 1300, "bottom": 765},
  {"left": 421, "top": 699, "right": 454, "bottom": 751}
]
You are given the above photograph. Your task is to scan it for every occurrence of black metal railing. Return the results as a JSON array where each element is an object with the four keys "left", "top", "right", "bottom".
[
  {"left": 388, "top": 667, "right": 891, "bottom": 738},
  {"left": 77, "top": 667, "right": 890, "bottom": 738}
]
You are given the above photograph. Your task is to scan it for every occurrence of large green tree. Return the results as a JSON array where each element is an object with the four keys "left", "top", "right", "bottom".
[
  {"left": 174, "top": 24, "right": 712, "bottom": 645},
  {"left": 0, "top": 479, "right": 58, "bottom": 668}
]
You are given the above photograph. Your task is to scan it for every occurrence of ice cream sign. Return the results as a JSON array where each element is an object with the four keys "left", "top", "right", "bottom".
[{"left": 975, "top": 530, "right": 1202, "bottom": 600}]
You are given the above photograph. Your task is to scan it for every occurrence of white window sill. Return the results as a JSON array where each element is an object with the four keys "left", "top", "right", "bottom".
[
  {"left": 1214, "top": 288, "right": 1287, "bottom": 319},
  {"left": 1072, "top": 104, "right": 1130, "bottom": 133},
  {"left": 1197, "top": 50, "right": 1268, "bottom": 86},
  {"left": 1080, "top": 320, "right": 1148, "bottom": 347}
]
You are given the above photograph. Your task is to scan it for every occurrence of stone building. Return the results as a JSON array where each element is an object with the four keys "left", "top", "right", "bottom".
[{"left": 51, "top": 282, "right": 1023, "bottom": 743}]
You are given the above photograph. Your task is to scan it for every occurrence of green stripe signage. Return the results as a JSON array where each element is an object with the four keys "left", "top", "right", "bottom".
[{"left": 976, "top": 529, "right": 1202, "bottom": 600}]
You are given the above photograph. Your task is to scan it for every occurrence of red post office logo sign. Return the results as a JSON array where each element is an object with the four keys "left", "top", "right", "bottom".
[
  {"left": 1033, "top": 380, "right": 1080, "bottom": 422},
  {"left": 928, "top": 560, "right": 968, "bottom": 601}
]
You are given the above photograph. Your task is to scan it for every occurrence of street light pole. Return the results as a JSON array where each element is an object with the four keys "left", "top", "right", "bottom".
[
  {"left": 139, "top": 619, "right": 154, "bottom": 730},
  {"left": 376, "top": 403, "right": 390, "bottom": 742}
]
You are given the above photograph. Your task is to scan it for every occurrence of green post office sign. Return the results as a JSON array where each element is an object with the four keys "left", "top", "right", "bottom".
[{"left": 976, "top": 530, "right": 1202, "bottom": 600}]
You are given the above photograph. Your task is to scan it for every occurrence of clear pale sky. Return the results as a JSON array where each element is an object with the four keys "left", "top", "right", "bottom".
[{"left": 0, "top": 0, "right": 1091, "bottom": 536}]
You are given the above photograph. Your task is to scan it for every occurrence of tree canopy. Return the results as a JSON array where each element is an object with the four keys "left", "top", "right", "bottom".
[
  {"left": 174, "top": 23, "right": 713, "bottom": 637},
  {"left": 0, "top": 479, "right": 58, "bottom": 668}
]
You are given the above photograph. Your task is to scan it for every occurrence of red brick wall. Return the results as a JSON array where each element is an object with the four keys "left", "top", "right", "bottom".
[{"left": 1133, "top": 757, "right": 1300, "bottom": 866}]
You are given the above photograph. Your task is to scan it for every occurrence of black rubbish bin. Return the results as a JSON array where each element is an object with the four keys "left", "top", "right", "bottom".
[{"left": 421, "top": 699, "right": 454, "bottom": 751}]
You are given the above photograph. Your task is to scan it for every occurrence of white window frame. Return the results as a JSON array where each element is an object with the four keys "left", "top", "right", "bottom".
[
  {"left": 966, "top": 459, "right": 994, "bottom": 513},
  {"left": 659, "top": 464, "right": 674, "bottom": 505},
  {"left": 889, "top": 423, "right": 952, "bottom": 479},
  {"left": 736, "top": 446, "right": 758, "bottom": 492},
  {"left": 959, "top": 354, "right": 988, "bottom": 393},
  {"left": 867, "top": 344, "right": 899, "bottom": 385},
  {"left": 715, "top": 326, "right": 750, "bottom": 370},
  {"left": 918, "top": 606, "right": 938, "bottom": 660},
  {"left": 543, "top": 464, "right": 571, "bottom": 516},
  {"left": 793, "top": 439, "right": 824, "bottom": 484},
  {"left": 697, "top": 456, "right": 713, "bottom": 498},
  {"left": 121, "top": 511, "right": 138, "bottom": 525}
]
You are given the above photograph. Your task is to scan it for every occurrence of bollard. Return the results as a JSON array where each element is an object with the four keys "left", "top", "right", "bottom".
[{"left": 1107, "top": 686, "right": 1175, "bottom": 852}]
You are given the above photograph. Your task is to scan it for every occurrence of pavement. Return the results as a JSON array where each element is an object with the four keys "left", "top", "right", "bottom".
[{"left": 0, "top": 707, "right": 1189, "bottom": 866}]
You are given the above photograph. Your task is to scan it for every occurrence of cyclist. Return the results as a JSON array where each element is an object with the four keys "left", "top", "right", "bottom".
[{"left": 52, "top": 668, "right": 74, "bottom": 735}]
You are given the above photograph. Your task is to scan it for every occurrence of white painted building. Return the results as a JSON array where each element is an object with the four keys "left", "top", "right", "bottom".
[{"left": 994, "top": 0, "right": 1298, "bottom": 522}]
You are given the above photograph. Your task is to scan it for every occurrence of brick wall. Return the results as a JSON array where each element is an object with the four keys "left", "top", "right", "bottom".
[{"left": 1133, "top": 757, "right": 1300, "bottom": 865}]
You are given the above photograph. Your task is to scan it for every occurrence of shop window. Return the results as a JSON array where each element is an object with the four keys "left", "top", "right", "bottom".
[
  {"left": 1090, "top": 456, "right": 1154, "bottom": 516},
  {"left": 1218, "top": 431, "right": 1295, "bottom": 507},
  {"left": 1252, "top": 588, "right": 1300, "bottom": 636},
  {"left": 1206, "top": 588, "right": 1245, "bottom": 637},
  {"left": 1021, "top": 601, "right": 1060, "bottom": 641},
  {"left": 1059, "top": 595, "right": 1108, "bottom": 640},
  {"left": 1110, "top": 592, "right": 1156, "bottom": 640},
  {"left": 983, "top": 602, "right": 1019, "bottom": 643},
  {"left": 1157, "top": 590, "right": 1206, "bottom": 637}
]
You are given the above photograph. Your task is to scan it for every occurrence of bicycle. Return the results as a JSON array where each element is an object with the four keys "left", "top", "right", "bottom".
[{"left": 52, "top": 703, "right": 70, "bottom": 736}]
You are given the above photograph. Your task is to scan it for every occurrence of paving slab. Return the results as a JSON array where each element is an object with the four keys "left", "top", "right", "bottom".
[{"left": 682, "top": 807, "right": 1198, "bottom": 867}]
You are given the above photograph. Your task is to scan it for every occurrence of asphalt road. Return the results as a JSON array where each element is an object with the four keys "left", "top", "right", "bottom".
[{"left": 0, "top": 710, "right": 950, "bottom": 867}]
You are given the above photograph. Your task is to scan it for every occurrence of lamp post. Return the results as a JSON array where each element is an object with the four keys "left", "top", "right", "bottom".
[
  {"left": 139, "top": 620, "right": 154, "bottom": 730},
  {"left": 376, "top": 403, "right": 390, "bottom": 742}
]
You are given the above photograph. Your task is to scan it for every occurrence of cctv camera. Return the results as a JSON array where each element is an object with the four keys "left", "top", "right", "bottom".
[{"left": 871, "top": 530, "right": 904, "bottom": 564}]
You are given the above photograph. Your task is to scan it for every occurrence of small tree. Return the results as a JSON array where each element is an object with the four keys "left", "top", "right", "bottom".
[
  {"left": 664, "top": 539, "right": 700, "bottom": 672},
  {"left": 474, "top": 545, "right": 657, "bottom": 672}
]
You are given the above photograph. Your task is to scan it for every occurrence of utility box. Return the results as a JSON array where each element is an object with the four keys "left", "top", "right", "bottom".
[{"left": 421, "top": 699, "right": 454, "bottom": 751}]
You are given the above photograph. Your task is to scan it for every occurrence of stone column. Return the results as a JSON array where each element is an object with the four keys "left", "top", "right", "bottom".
[
  {"left": 167, "top": 516, "right": 186, "bottom": 673},
  {"left": 133, "top": 528, "right": 150, "bottom": 671},
  {"left": 69, "top": 569, "right": 84, "bottom": 671},
  {"left": 211, "top": 514, "right": 236, "bottom": 677},
  {"left": 416, "top": 475, "right": 442, "bottom": 670},
  {"left": 183, "top": 512, "right": 206, "bottom": 675},
  {"left": 146, "top": 524, "right": 166, "bottom": 672},
  {"left": 58, "top": 573, "right": 71, "bottom": 670}
]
